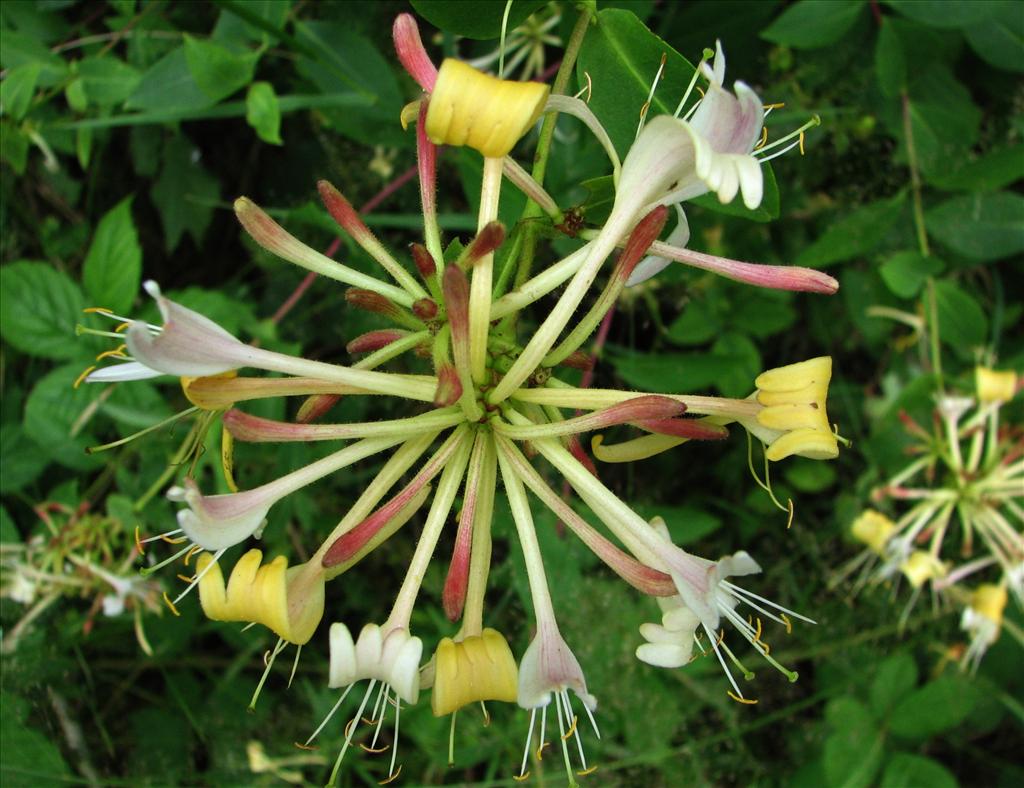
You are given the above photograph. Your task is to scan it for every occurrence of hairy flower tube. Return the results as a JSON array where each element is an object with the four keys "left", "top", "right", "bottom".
[{"left": 77, "top": 11, "right": 847, "bottom": 784}]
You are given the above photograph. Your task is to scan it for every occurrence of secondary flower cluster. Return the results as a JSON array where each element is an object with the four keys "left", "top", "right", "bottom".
[
  {"left": 80, "top": 13, "right": 841, "bottom": 785},
  {"left": 843, "top": 367, "right": 1022, "bottom": 670}
]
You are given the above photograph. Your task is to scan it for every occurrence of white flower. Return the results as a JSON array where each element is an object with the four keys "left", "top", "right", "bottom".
[
  {"left": 328, "top": 622, "right": 423, "bottom": 704},
  {"left": 517, "top": 624, "right": 596, "bottom": 712}
]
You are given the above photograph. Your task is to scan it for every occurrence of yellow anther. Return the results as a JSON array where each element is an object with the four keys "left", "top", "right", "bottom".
[
  {"left": 360, "top": 743, "right": 390, "bottom": 754},
  {"left": 162, "top": 592, "right": 181, "bottom": 617},
  {"left": 95, "top": 344, "right": 128, "bottom": 361},
  {"left": 561, "top": 715, "right": 579, "bottom": 741},
  {"left": 799, "top": 130, "right": 806, "bottom": 155},
  {"left": 577, "top": 766, "right": 599, "bottom": 776},
  {"left": 344, "top": 718, "right": 358, "bottom": 738},
  {"left": 785, "top": 498, "right": 795, "bottom": 530},
  {"left": 727, "top": 691, "right": 758, "bottom": 705},
  {"left": 74, "top": 366, "right": 97, "bottom": 389},
  {"left": 763, "top": 102, "right": 785, "bottom": 110},
  {"left": 221, "top": 424, "right": 238, "bottom": 493},
  {"left": 134, "top": 526, "right": 145, "bottom": 555},
  {"left": 293, "top": 742, "right": 318, "bottom": 751},
  {"left": 696, "top": 86, "right": 705, "bottom": 98},
  {"left": 715, "top": 629, "right": 725, "bottom": 647},
  {"left": 114, "top": 322, "right": 130, "bottom": 333},
  {"left": 780, "top": 613, "right": 793, "bottom": 634},
  {"left": 536, "top": 741, "right": 549, "bottom": 761},
  {"left": 378, "top": 766, "right": 402, "bottom": 785},
  {"left": 161, "top": 534, "right": 188, "bottom": 544},
  {"left": 83, "top": 307, "right": 114, "bottom": 314},
  {"left": 514, "top": 771, "right": 532, "bottom": 782},
  {"left": 362, "top": 717, "right": 378, "bottom": 726},
  {"left": 755, "top": 127, "right": 769, "bottom": 150},
  {"left": 184, "top": 544, "right": 203, "bottom": 566},
  {"left": 177, "top": 573, "right": 195, "bottom": 583},
  {"left": 753, "top": 617, "right": 763, "bottom": 642}
]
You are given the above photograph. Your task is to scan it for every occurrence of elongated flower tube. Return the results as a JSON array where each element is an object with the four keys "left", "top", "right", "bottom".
[
  {"left": 431, "top": 628, "right": 519, "bottom": 716},
  {"left": 196, "top": 549, "right": 325, "bottom": 645},
  {"left": 753, "top": 357, "right": 839, "bottom": 461},
  {"left": 424, "top": 59, "right": 550, "bottom": 158}
]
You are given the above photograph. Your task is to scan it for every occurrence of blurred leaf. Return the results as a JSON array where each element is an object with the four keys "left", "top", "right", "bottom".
[
  {"left": 880, "top": 754, "right": 958, "bottom": 788},
  {"left": 0, "top": 714, "right": 72, "bottom": 786},
  {"left": 632, "top": 503, "right": 722, "bottom": 545},
  {"left": 934, "top": 280, "right": 988, "bottom": 350},
  {"left": 0, "top": 424, "right": 50, "bottom": 494},
  {"left": 168, "top": 287, "right": 259, "bottom": 335},
  {"left": 869, "top": 652, "right": 919, "bottom": 716},
  {"left": 667, "top": 298, "right": 720, "bottom": 345},
  {"left": 0, "top": 119, "right": 29, "bottom": 173},
  {"left": 0, "top": 261, "right": 85, "bottom": 360},
  {"left": 886, "top": 0, "right": 1002, "bottom": 28},
  {"left": 762, "top": 0, "right": 865, "bottom": 48},
  {"left": 889, "top": 674, "right": 982, "bottom": 739},
  {"left": 823, "top": 697, "right": 885, "bottom": 788},
  {"left": 126, "top": 47, "right": 213, "bottom": 111},
  {"left": 576, "top": 8, "right": 696, "bottom": 157},
  {"left": 609, "top": 347, "right": 733, "bottom": 393},
  {"left": 784, "top": 459, "right": 837, "bottom": 492},
  {"left": 965, "top": 1, "right": 1024, "bottom": 71},
  {"left": 691, "top": 163, "right": 780, "bottom": 222},
  {"left": 0, "top": 30, "right": 68, "bottom": 86},
  {"left": 874, "top": 19, "right": 904, "bottom": 98},
  {"left": 711, "top": 331, "right": 761, "bottom": 397},
  {"left": 83, "top": 196, "right": 142, "bottom": 315},
  {"left": 245, "top": 81, "right": 281, "bottom": 144},
  {"left": 77, "top": 56, "right": 142, "bottom": 106},
  {"left": 76, "top": 124, "right": 92, "bottom": 168},
  {"left": 24, "top": 364, "right": 103, "bottom": 470},
  {"left": 150, "top": 134, "right": 220, "bottom": 252},
  {"left": 796, "top": 192, "right": 906, "bottom": 268},
  {"left": 733, "top": 290, "right": 797, "bottom": 338},
  {"left": 410, "top": 0, "right": 548, "bottom": 39},
  {"left": 0, "top": 62, "right": 41, "bottom": 120},
  {"left": 905, "top": 66, "right": 981, "bottom": 177},
  {"left": 926, "top": 192, "right": 1024, "bottom": 262},
  {"left": 183, "top": 34, "right": 260, "bottom": 103},
  {"left": 0, "top": 505, "right": 18, "bottom": 542},
  {"left": 928, "top": 145, "right": 1024, "bottom": 192},
  {"left": 64, "top": 76, "right": 87, "bottom": 112},
  {"left": 879, "top": 251, "right": 943, "bottom": 298}
]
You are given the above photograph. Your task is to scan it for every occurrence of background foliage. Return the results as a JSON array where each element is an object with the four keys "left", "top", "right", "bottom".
[{"left": 1, "top": 1, "right": 1022, "bottom": 785}]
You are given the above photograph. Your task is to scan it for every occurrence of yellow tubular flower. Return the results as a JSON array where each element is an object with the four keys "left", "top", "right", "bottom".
[
  {"left": 755, "top": 357, "right": 838, "bottom": 462},
  {"left": 851, "top": 510, "right": 896, "bottom": 556},
  {"left": 425, "top": 59, "right": 550, "bottom": 158},
  {"left": 971, "top": 584, "right": 1008, "bottom": 628},
  {"left": 975, "top": 367, "right": 1017, "bottom": 404},
  {"left": 196, "top": 549, "right": 325, "bottom": 645},
  {"left": 181, "top": 370, "right": 238, "bottom": 410},
  {"left": 899, "top": 551, "right": 946, "bottom": 589},
  {"left": 431, "top": 628, "right": 518, "bottom": 716}
]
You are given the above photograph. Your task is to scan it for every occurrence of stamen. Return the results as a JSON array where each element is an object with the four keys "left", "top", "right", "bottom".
[
  {"left": 83, "top": 307, "right": 114, "bottom": 314},
  {"left": 727, "top": 691, "right": 759, "bottom": 705},
  {"left": 183, "top": 544, "right": 203, "bottom": 566},
  {"left": 448, "top": 711, "right": 457, "bottom": 766},
  {"left": 160, "top": 534, "right": 188, "bottom": 545},
  {"left": 562, "top": 713, "right": 579, "bottom": 741},
  {"left": 799, "top": 130, "right": 805, "bottom": 155},
  {"left": 553, "top": 690, "right": 575, "bottom": 784},
  {"left": 519, "top": 707, "right": 537, "bottom": 779},
  {"left": 763, "top": 102, "right": 786, "bottom": 110},
  {"left": 564, "top": 690, "right": 588, "bottom": 771},
  {"left": 369, "top": 684, "right": 389, "bottom": 750},
  {"left": 161, "top": 592, "right": 181, "bottom": 617},
  {"left": 288, "top": 644, "right": 302, "bottom": 689},
  {"left": 305, "top": 684, "right": 355, "bottom": 745},
  {"left": 514, "top": 772, "right": 532, "bottom": 782},
  {"left": 574, "top": 71, "right": 593, "bottom": 103},
  {"left": 578, "top": 766, "right": 599, "bottom": 776},
  {"left": 250, "top": 638, "right": 287, "bottom": 711},
  {"left": 480, "top": 701, "right": 491, "bottom": 727},
  {"left": 387, "top": 696, "right": 401, "bottom": 780},
  {"left": 134, "top": 526, "right": 145, "bottom": 555},
  {"left": 115, "top": 322, "right": 130, "bottom": 333},
  {"left": 755, "top": 126, "right": 769, "bottom": 150},
  {"left": 781, "top": 613, "right": 792, "bottom": 633},
  {"left": 95, "top": 346, "right": 128, "bottom": 361},
  {"left": 674, "top": 46, "right": 715, "bottom": 117},
  {"left": 139, "top": 543, "right": 193, "bottom": 576},
  {"left": 327, "top": 680, "right": 378, "bottom": 787},
  {"left": 176, "top": 573, "right": 194, "bottom": 583},
  {"left": 378, "top": 765, "right": 402, "bottom": 785},
  {"left": 719, "top": 639, "right": 755, "bottom": 681},
  {"left": 294, "top": 742, "right": 318, "bottom": 751},
  {"left": 635, "top": 53, "right": 667, "bottom": 140},
  {"left": 74, "top": 366, "right": 97, "bottom": 389}
]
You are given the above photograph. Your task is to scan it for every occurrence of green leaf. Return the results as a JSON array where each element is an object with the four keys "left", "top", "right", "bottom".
[
  {"left": 0, "top": 62, "right": 41, "bottom": 120},
  {"left": 0, "top": 120, "right": 29, "bottom": 174},
  {"left": 710, "top": 332, "right": 761, "bottom": 398},
  {"left": 609, "top": 347, "right": 735, "bottom": 393},
  {"left": 795, "top": 193, "right": 906, "bottom": 268},
  {"left": 784, "top": 459, "right": 837, "bottom": 493},
  {"left": 0, "top": 506, "right": 18, "bottom": 543},
  {"left": 83, "top": 197, "right": 142, "bottom": 314},
  {"left": 874, "top": 19, "right": 904, "bottom": 98},
  {"left": 245, "top": 81, "right": 282, "bottom": 144},
  {"left": 934, "top": 280, "right": 988, "bottom": 350},
  {"left": 64, "top": 76, "right": 87, "bottom": 112},
  {"left": 667, "top": 298, "right": 720, "bottom": 345},
  {"left": 0, "top": 261, "right": 85, "bottom": 360},
  {"left": 886, "top": 0, "right": 1002, "bottom": 28},
  {"left": 0, "top": 424, "right": 50, "bottom": 494},
  {"left": 928, "top": 145, "right": 1024, "bottom": 192},
  {"left": 576, "top": 8, "right": 696, "bottom": 157},
  {"left": 965, "top": 2, "right": 1024, "bottom": 72},
  {"left": 905, "top": 66, "right": 981, "bottom": 177},
  {"left": 823, "top": 697, "right": 885, "bottom": 788},
  {"left": 926, "top": 192, "right": 1024, "bottom": 262},
  {"left": 150, "top": 134, "right": 220, "bottom": 252},
  {"left": 126, "top": 47, "right": 213, "bottom": 112},
  {"left": 77, "top": 56, "right": 142, "bottom": 106},
  {"left": 24, "top": 365, "right": 104, "bottom": 470},
  {"left": 0, "top": 714, "right": 71, "bottom": 785},
  {"left": 632, "top": 504, "right": 722, "bottom": 545},
  {"left": 762, "top": 0, "right": 865, "bottom": 49},
  {"left": 0, "top": 30, "right": 68, "bottom": 87},
  {"left": 870, "top": 652, "right": 919, "bottom": 716},
  {"left": 880, "top": 754, "right": 958, "bottom": 788},
  {"left": 410, "top": 0, "right": 549, "bottom": 39},
  {"left": 691, "top": 163, "right": 780, "bottom": 222},
  {"left": 879, "top": 251, "right": 944, "bottom": 298},
  {"left": 183, "top": 35, "right": 259, "bottom": 103},
  {"left": 889, "top": 674, "right": 982, "bottom": 739}
]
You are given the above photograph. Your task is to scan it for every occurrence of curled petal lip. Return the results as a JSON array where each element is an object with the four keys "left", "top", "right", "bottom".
[{"left": 167, "top": 479, "right": 271, "bottom": 551}]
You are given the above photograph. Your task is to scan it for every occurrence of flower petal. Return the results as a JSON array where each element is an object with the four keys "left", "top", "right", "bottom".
[
  {"left": 86, "top": 361, "right": 164, "bottom": 383},
  {"left": 626, "top": 205, "right": 690, "bottom": 286},
  {"left": 167, "top": 479, "right": 272, "bottom": 551}
]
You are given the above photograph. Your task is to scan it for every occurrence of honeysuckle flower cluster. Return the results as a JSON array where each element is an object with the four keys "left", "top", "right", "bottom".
[
  {"left": 77, "top": 12, "right": 843, "bottom": 785},
  {"left": 841, "top": 365, "right": 1023, "bottom": 670}
]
